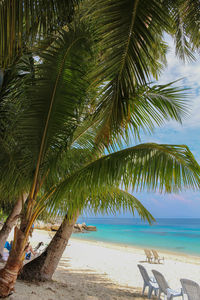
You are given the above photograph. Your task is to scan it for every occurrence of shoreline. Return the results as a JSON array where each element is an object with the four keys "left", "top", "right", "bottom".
[{"left": 71, "top": 235, "right": 200, "bottom": 263}]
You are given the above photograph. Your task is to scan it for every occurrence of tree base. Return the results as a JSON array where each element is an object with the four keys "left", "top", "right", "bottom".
[{"left": 19, "top": 251, "right": 51, "bottom": 282}]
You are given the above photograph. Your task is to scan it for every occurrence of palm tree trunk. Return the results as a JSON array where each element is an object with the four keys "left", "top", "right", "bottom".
[
  {"left": 0, "top": 194, "right": 27, "bottom": 259},
  {"left": 0, "top": 226, "right": 27, "bottom": 297},
  {"left": 0, "top": 194, "right": 36, "bottom": 297},
  {"left": 20, "top": 212, "right": 78, "bottom": 281}
]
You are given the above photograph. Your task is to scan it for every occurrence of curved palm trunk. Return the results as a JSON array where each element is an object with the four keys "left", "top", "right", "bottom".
[
  {"left": 20, "top": 212, "right": 78, "bottom": 281},
  {"left": 0, "top": 193, "right": 37, "bottom": 297},
  {"left": 0, "top": 226, "right": 27, "bottom": 297},
  {"left": 0, "top": 194, "right": 27, "bottom": 259}
]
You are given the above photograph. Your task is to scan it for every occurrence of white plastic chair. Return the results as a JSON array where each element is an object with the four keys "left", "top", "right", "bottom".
[
  {"left": 151, "top": 249, "right": 164, "bottom": 264},
  {"left": 152, "top": 269, "right": 183, "bottom": 300},
  {"left": 180, "top": 278, "right": 200, "bottom": 300},
  {"left": 137, "top": 264, "right": 159, "bottom": 298},
  {"left": 144, "top": 249, "right": 153, "bottom": 263}
]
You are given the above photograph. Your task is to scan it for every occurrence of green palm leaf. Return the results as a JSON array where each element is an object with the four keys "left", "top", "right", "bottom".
[
  {"left": 10, "top": 25, "right": 93, "bottom": 197},
  {"left": 87, "top": 188, "right": 155, "bottom": 224},
  {"left": 128, "top": 81, "right": 188, "bottom": 134},
  {"left": 90, "top": 0, "right": 168, "bottom": 85},
  {"left": 85, "top": 0, "right": 199, "bottom": 142},
  {"left": 94, "top": 81, "right": 189, "bottom": 144},
  {"left": 0, "top": 54, "right": 38, "bottom": 198},
  {"left": 0, "top": 0, "right": 80, "bottom": 68},
  {"left": 85, "top": 0, "right": 192, "bottom": 142},
  {"left": 166, "top": 0, "right": 200, "bottom": 62},
  {"left": 50, "top": 143, "right": 200, "bottom": 212},
  {"left": 47, "top": 187, "right": 155, "bottom": 224}
]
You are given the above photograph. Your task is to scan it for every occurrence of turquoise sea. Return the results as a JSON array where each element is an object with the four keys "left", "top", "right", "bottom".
[{"left": 73, "top": 218, "right": 200, "bottom": 256}]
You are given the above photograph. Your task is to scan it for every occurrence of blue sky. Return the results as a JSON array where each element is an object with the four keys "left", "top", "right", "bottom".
[
  {"left": 85, "top": 37, "right": 200, "bottom": 219},
  {"left": 137, "top": 37, "right": 200, "bottom": 218}
]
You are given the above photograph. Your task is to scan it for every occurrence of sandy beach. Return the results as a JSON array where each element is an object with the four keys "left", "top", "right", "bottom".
[{"left": 2, "top": 229, "right": 200, "bottom": 300}]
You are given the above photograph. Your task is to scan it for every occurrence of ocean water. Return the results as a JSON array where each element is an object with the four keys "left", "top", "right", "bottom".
[{"left": 73, "top": 218, "right": 200, "bottom": 256}]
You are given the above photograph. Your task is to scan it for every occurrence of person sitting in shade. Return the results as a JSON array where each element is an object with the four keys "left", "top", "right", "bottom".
[
  {"left": 25, "top": 242, "right": 36, "bottom": 260},
  {"left": 4, "top": 241, "right": 36, "bottom": 260}
]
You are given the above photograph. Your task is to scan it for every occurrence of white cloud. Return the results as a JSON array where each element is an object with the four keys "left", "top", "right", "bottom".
[{"left": 158, "top": 37, "right": 200, "bottom": 129}]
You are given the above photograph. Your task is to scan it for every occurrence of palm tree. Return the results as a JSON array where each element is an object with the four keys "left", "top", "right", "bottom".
[
  {"left": 0, "top": 0, "right": 199, "bottom": 296},
  {"left": 0, "top": 0, "right": 198, "bottom": 240},
  {"left": 0, "top": 53, "right": 37, "bottom": 257},
  {"left": 86, "top": 0, "right": 200, "bottom": 141},
  {"left": 20, "top": 187, "right": 155, "bottom": 281},
  {"left": 20, "top": 138, "right": 200, "bottom": 281},
  {"left": 0, "top": 28, "right": 199, "bottom": 295},
  {"left": 0, "top": 24, "right": 94, "bottom": 296},
  {"left": 1, "top": 0, "right": 200, "bottom": 69}
]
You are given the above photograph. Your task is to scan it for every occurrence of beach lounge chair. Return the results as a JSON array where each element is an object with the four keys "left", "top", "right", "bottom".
[
  {"left": 151, "top": 249, "right": 164, "bottom": 264},
  {"left": 152, "top": 270, "right": 183, "bottom": 300},
  {"left": 180, "top": 279, "right": 200, "bottom": 300},
  {"left": 137, "top": 264, "right": 159, "bottom": 299},
  {"left": 144, "top": 249, "right": 153, "bottom": 263}
]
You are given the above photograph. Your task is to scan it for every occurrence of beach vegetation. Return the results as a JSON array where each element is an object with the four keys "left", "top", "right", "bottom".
[
  {"left": 0, "top": 0, "right": 79, "bottom": 69},
  {"left": 0, "top": 0, "right": 200, "bottom": 297},
  {"left": 19, "top": 0, "right": 200, "bottom": 282}
]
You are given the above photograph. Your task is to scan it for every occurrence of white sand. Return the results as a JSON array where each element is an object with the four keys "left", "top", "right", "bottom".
[{"left": 2, "top": 229, "right": 200, "bottom": 299}]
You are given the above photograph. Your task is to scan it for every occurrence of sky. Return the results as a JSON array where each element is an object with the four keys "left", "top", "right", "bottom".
[
  {"left": 137, "top": 37, "right": 200, "bottom": 218},
  {"left": 85, "top": 37, "right": 200, "bottom": 219}
]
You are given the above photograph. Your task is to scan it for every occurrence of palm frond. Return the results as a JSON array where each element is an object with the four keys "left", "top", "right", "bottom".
[
  {"left": 71, "top": 117, "right": 103, "bottom": 151},
  {"left": 0, "top": 54, "right": 38, "bottom": 197},
  {"left": 128, "top": 81, "right": 189, "bottom": 134},
  {"left": 94, "top": 81, "right": 189, "bottom": 144},
  {"left": 87, "top": 189, "right": 155, "bottom": 224},
  {"left": 51, "top": 143, "right": 200, "bottom": 211},
  {"left": 3, "top": 25, "right": 93, "bottom": 197},
  {"left": 90, "top": 0, "right": 169, "bottom": 85},
  {"left": 183, "top": 0, "right": 200, "bottom": 49},
  {"left": 165, "top": 0, "right": 200, "bottom": 62},
  {"left": 0, "top": 145, "right": 30, "bottom": 198},
  {"left": 84, "top": 0, "right": 172, "bottom": 142},
  {"left": 0, "top": 0, "right": 80, "bottom": 68},
  {"left": 171, "top": 5, "right": 195, "bottom": 61},
  {"left": 47, "top": 187, "right": 155, "bottom": 224}
]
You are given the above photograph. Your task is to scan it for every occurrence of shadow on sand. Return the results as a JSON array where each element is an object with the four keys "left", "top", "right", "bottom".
[
  {"left": 1, "top": 257, "right": 157, "bottom": 299},
  {"left": 52, "top": 257, "right": 157, "bottom": 300}
]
